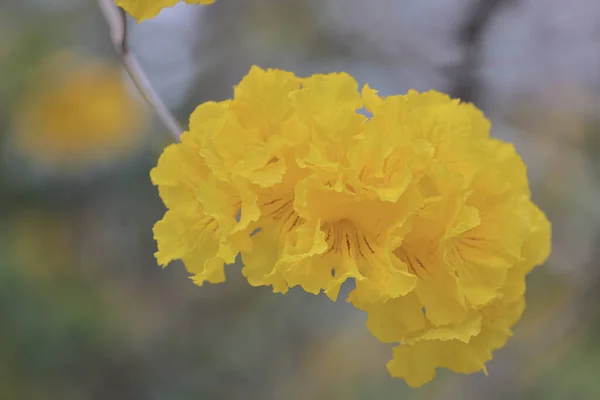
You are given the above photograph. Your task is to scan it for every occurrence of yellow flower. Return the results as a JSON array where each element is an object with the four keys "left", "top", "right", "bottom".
[
  {"left": 150, "top": 127, "right": 260, "bottom": 285},
  {"left": 151, "top": 66, "right": 551, "bottom": 387},
  {"left": 12, "top": 56, "right": 144, "bottom": 170},
  {"left": 116, "top": 0, "right": 215, "bottom": 22}
]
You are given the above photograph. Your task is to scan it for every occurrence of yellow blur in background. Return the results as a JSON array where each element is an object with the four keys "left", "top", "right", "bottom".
[{"left": 12, "top": 55, "right": 145, "bottom": 171}]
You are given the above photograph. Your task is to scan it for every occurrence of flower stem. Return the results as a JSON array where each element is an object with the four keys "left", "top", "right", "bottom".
[{"left": 97, "top": 0, "right": 183, "bottom": 141}]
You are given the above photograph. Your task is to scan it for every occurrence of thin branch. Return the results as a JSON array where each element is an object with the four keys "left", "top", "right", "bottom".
[
  {"left": 451, "top": 0, "right": 516, "bottom": 102},
  {"left": 97, "top": 0, "right": 183, "bottom": 141}
]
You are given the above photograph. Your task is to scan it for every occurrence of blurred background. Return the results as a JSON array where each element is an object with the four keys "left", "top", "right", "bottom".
[{"left": 0, "top": 0, "right": 599, "bottom": 399}]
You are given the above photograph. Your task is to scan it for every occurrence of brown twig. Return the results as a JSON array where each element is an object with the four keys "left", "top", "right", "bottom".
[
  {"left": 451, "top": 0, "right": 516, "bottom": 102},
  {"left": 97, "top": 0, "right": 183, "bottom": 141}
]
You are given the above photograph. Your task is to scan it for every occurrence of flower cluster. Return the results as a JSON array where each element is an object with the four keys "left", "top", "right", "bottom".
[
  {"left": 151, "top": 67, "right": 551, "bottom": 387},
  {"left": 116, "top": 0, "right": 215, "bottom": 22}
]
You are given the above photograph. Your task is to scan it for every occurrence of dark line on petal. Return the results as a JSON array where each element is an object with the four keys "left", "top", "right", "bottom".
[
  {"left": 355, "top": 230, "right": 366, "bottom": 259},
  {"left": 270, "top": 199, "right": 293, "bottom": 219},
  {"left": 288, "top": 216, "right": 301, "bottom": 232},
  {"left": 282, "top": 210, "right": 295, "bottom": 225},
  {"left": 346, "top": 233, "right": 352, "bottom": 256},
  {"left": 406, "top": 257, "right": 419, "bottom": 278},
  {"left": 363, "top": 235, "right": 376, "bottom": 254},
  {"left": 263, "top": 198, "right": 282, "bottom": 206},
  {"left": 414, "top": 256, "right": 431, "bottom": 278}
]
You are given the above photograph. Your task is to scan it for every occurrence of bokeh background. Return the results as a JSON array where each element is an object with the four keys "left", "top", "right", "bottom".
[{"left": 1, "top": 0, "right": 599, "bottom": 399}]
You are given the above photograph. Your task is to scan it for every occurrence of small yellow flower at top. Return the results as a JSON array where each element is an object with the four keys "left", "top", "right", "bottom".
[
  {"left": 115, "top": 0, "right": 216, "bottom": 22},
  {"left": 12, "top": 55, "right": 145, "bottom": 171},
  {"left": 150, "top": 66, "right": 551, "bottom": 387}
]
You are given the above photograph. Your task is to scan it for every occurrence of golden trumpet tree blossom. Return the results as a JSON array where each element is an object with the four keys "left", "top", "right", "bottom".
[{"left": 151, "top": 66, "right": 551, "bottom": 387}]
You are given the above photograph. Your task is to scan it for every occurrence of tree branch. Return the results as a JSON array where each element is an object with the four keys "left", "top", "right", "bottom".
[
  {"left": 97, "top": 0, "right": 183, "bottom": 141},
  {"left": 451, "top": 0, "right": 515, "bottom": 102}
]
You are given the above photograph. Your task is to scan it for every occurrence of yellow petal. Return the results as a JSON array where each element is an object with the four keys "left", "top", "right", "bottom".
[
  {"left": 231, "top": 66, "right": 301, "bottom": 135},
  {"left": 405, "top": 315, "right": 482, "bottom": 344},
  {"left": 150, "top": 138, "right": 210, "bottom": 211},
  {"left": 276, "top": 220, "right": 335, "bottom": 296},
  {"left": 362, "top": 293, "right": 426, "bottom": 343},
  {"left": 519, "top": 202, "right": 552, "bottom": 273},
  {"left": 446, "top": 244, "right": 509, "bottom": 305},
  {"left": 153, "top": 209, "right": 227, "bottom": 285},
  {"left": 361, "top": 84, "right": 384, "bottom": 112},
  {"left": 116, "top": 0, "right": 215, "bottom": 22},
  {"left": 387, "top": 341, "right": 439, "bottom": 388},
  {"left": 350, "top": 256, "right": 417, "bottom": 304},
  {"left": 240, "top": 224, "right": 289, "bottom": 294},
  {"left": 411, "top": 254, "right": 468, "bottom": 326},
  {"left": 387, "top": 311, "right": 510, "bottom": 388},
  {"left": 291, "top": 72, "right": 365, "bottom": 164},
  {"left": 396, "top": 196, "right": 471, "bottom": 326}
]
